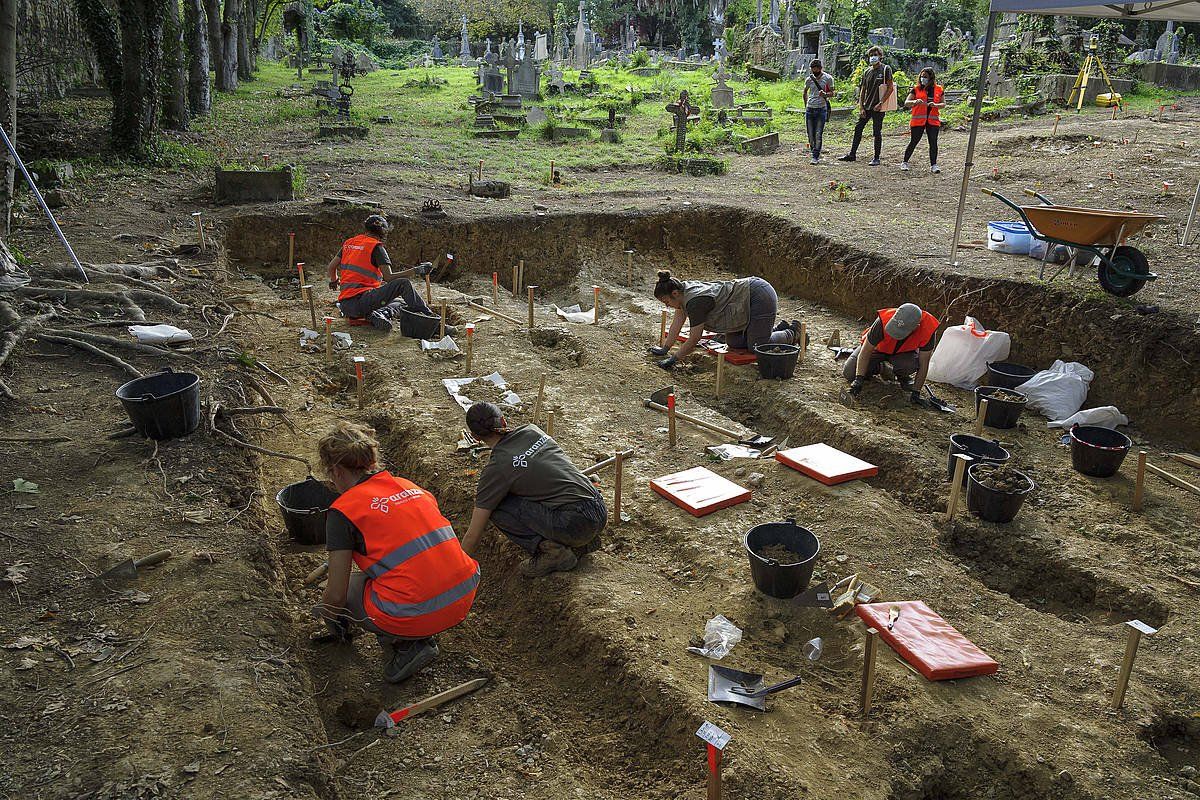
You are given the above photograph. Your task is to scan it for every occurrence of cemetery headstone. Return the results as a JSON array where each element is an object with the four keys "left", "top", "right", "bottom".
[
  {"left": 711, "top": 64, "right": 734, "bottom": 108},
  {"left": 534, "top": 32, "right": 548, "bottom": 61},
  {"left": 573, "top": 1, "right": 590, "bottom": 69},
  {"left": 460, "top": 15, "right": 473, "bottom": 65},
  {"left": 432, "top": 35, "right": 443, "bottom": 59},
  {"left": 513, "top": 49, "right": 541, "bottom": 99}
]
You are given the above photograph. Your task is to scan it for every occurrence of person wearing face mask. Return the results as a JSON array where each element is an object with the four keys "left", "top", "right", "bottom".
[
  {"left": 803, "top": 59, "right": 834, "bottom": 165},
  {"left": 837, "top": 46, "right": 894, "bottom": 167},
  {"left": 900, "top": 67, "right": 944, "bottom": 173}
]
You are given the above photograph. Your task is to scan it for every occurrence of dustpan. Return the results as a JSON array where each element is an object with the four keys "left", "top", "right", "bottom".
[{"left": 707, "top": 665, "right": 802, "bottom": 711}]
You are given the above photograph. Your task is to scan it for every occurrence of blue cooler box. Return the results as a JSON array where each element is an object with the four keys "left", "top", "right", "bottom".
[{"left": 986, "top": 221, "right": 1033, "bottom": 255}]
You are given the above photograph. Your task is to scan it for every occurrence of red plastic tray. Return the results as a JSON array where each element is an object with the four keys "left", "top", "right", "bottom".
[
  {"left": 675, "top": 332, "right": 758, "bottom": 364},
  {"left": 856, "top": 601, "right": 998, "bottom": 681},
  {"left": 775, "top": 443, "right": 878, "bottom": 485},
  {"left": 650, "top": 466, "right": 751, "bottom": 517}
]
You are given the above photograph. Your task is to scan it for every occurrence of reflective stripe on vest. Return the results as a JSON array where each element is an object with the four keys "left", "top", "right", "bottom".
[
  {"left": 863, "top": 307, "right": 940, "bottom": 354},
  {"left": 363, "top": 525, "right": 457, "bottom": 580},
  {"left": 338, "top": 234, "right": 383, "bottom": 301},
  {"left": 370, "top": 569, "right": 480, "bottom": 618},
  {"left": 909, "top": 84, "right": 943, "bottom": 127}
]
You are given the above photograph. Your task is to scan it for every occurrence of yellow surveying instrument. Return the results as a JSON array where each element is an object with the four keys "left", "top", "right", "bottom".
[{"left": 1068, "top": 36, "right": 1122, "bottom": 112}]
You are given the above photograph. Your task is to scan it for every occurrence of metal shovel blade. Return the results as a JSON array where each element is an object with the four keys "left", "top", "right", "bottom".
[{"left": 709, "top": 665, "right": 768, "bottom": 710}]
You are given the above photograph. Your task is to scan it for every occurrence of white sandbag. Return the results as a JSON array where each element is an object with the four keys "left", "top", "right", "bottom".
[
  {"left": 1048, "top": 406, "right": 1127, "bottom": 429},
  {"left": 1017, "top": 360, "right": 1094, "bottom": 421},
  {"left": 926, "top": 317, "right": 1011, "bottom": 389},
  {"left": 128, "top": 324, "right": 193, "bottom": 345}
]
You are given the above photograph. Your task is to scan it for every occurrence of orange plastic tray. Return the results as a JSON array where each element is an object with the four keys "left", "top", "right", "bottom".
[
  {"left": 856, "top": 601, "right": 998, "bottom": 681},
  {"left": 650, "top": 466, "right": 751, "bottom": 517},
  {"left": 776, "top": 443, "right": 878, "bottom": 485}
]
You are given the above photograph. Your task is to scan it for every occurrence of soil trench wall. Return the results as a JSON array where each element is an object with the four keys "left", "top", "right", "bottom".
[{"left": 225, "top": 205, "right": 1199, "bottom": 447}]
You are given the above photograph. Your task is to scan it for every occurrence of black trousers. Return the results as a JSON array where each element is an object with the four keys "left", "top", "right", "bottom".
[
  {"left": 849, "top": 110, "right": 886, "bottom": 159},
  {"left": 903, "top": 125, "right": 940, "bottom": 165},
  {"left": 338, "top": 278, "right": 432, "bottom": 319}
]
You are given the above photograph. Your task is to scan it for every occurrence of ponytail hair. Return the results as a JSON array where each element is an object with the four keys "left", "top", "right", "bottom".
[
  {"left": 318, "top": 421, "right": 380, "bottom": 473},
  {"left": 654, "top": 269, "right": 684, "bottom": 300}
]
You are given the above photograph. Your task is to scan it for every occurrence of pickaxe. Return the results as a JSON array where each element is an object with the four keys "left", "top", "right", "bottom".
[
  {"left": 644, "top": 386, "right": 780, "bottom": 450},
  {"left": 375, "top": 677, "right": 490, "bottom": 729}
]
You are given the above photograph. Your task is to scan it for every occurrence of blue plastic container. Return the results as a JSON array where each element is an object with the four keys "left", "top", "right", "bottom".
[{"left": 987, "top": 221, "right": 1033, "bottom": 255}]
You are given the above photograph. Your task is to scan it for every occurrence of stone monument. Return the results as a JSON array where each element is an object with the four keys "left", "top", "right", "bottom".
[
  {"left": 459, "top": 15, "right": 472, "bottom": 65},
  {"left": 534, "top": 31, "right": 548, "bottom": 61},
  {"left": 711, "top": 62, "right": 734, "bottom": 107},
  {"left": 573, "top": 1, "right": 590, "bottom": 69},
  {"left": 517, "top": 20, "right": 526, "bottom": 60},
  {"left": 431, "top": 35, "right": 443, "bottom": 59},
  {"left": 513, "top": 48, "right": 541, "bottom": 98}
]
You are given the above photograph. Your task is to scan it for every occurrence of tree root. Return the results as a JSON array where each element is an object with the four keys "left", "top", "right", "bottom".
[
  {"left": 209, "top": 401, "right": 310, "bottom": 470},
  {"left": 0, "top": 305, "right": 58, "bottom": 398},
  {"left": 219, "top": 404, "right": 296, "bottom": 433},
  {"left": 37, "top": 334, "right": 143, "bottom": 378},
  {"left": 42, "top": 327, "right": 195, "bottom": 362},
  {"left": 15, "top": 285, "right": 186, "bottom": 315}
]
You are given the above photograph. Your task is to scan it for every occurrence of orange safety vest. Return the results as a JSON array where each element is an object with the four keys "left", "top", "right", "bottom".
[
  {"left": 331, "top": 471, "right": 479, "bottom": 638},
  {"left": 862, "top": 307, "right": 940, "bottom": 354},
  {"left": 337, "top": 234, "right": 384, "bottom": 302},
  {"left": 909, "top": 84, "right": 943, "bottom": 128}
]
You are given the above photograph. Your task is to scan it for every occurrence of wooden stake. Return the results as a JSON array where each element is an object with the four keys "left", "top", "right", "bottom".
[
  {"left": 667, "top": 392, "right": 677, "bottom": 448},
  {"left": 527, "top": 285, "right": 536, "bottom": 331},
  {"left": 592, "top": 285, "right": 600, "bottom": 325},
  {"left": 582, "top": 448, "right": 635, "bottom": 476},
  {"left": 492, "top": 272, "right": 499, "bottom": 306},
  {"left": 624, "top": 249, "right": 634, "bottom": 285},
  {"left": 546, "top": 410, "right": 555, "bottom": 435},
  {"left": 1052, "top": 114, "right": 1060, "bottom": 137},
  {"left": 974, "top": 397, "right": 990, "bottom": 436},
  {"left": 465, "top": 324, "right": 475, "bottom": 373},
  {"left": 478, "top": 159, "right": 483, "bottom": 181},
  {"left": 467, "top": 300, "right": 523, "bottom": 325},
  {"left": 440, "top": 302, "right": 448, "bottom": 339},
  {"left": 302, "top": 284, "right": 318, "bottom": 329},
  {"left": 946, "top": 454, "right": 969, "bottom": 521},
  {"left": 1133, "top": 450, "right": 1147, "bottom": 511},
  {"left": 714, "top": 351, "right": 725, "bottom": 398},
  {"left": 192, "top": 211, "right": 206, "bottom": 250},
  {"left": 1169, "top": 452, "right": 1200, "bottom": 470},
  {"left": 549, "top": 159, "right": 555, "bottom": 184},
  {"left": 323, "top": 316, "right": 333, "bottom": 363},
  {"left": 518, "top": 259, "right": 525, "bottom": 294},
  {"left": 660, "top": 309, "right": 669, "bottom": 346},
  {"left": 425, "top": 273, "right": 432, "bottom": 305},
  {"left": 352, "top": 356, "right": 365, "bottom": 409},
  {"left": 288, "top": 231, "right": 295, "bottom": 276},
  {"left": 613, "top": 450, "right": 625, "bottom": 524},
  {"left": 1146, "top": 462, "right": 1200, "bottom": 496},
  {"left": 1158, "top": 104, "right": 1165, "bottom": 122},
  {"left": 798, "top": 321, "right": 807, "bottom": 362},
  {"left": 706, "top": 744, "right": 722, "bottom": 800},
  {"left": 512, "top": 265, "right": 518, "bottom": 298},
  {"left": 533, "top": 374, "right": 546, "bottom": 424},
  {"left": 1112, "top": 623, "right": 1151, "bottom": 710},
  {"left": 860, "top": 628, "right": 879, "bottom": 715},
  {"left": 296, "top": 260, "right": 307, "bottom": 287}
]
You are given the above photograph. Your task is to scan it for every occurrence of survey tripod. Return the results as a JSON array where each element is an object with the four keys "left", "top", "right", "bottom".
[{"left": 1067, "top": 37, "right": 1121, "bottom": 113}]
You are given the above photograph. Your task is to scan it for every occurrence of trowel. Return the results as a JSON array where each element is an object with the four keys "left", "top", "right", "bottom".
[
  {"left": 95, "top": 549, "right": 173, "bottom": 581},
  {"left": 924, "top": 386, "right": 955, "bottom": 414},
  {"left": 707, "top": 665, "right": 802, "bottom": 711}
]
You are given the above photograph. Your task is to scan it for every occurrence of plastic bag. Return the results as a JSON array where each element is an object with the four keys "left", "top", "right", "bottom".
[
  {"left": 128, "top": 324, "right": 193, "bottom": 345},
  {"left": 686, "top": 614, "right": 742, "bottom": 660},
  {"left": 1017, "top": 360, "right": 1093, "bottom": 421},
  {"left": 926, "top": 317, "right": 1011, "bottom": 389},
  {"left": 1048, "top": 405, "right": 1127, "bottom": 429}
]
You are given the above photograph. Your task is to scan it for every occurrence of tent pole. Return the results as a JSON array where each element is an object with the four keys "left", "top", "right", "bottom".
[{"left": 949, "top": 11, "right": 999, "bottom": 265}]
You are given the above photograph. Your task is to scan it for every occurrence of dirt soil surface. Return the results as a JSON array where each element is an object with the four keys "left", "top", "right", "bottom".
[{"left": 3, "top": 97, "right": 1200, "bottom": 800}]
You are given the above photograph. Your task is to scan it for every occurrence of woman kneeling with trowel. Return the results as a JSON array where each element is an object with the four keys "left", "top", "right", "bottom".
[
  {"left": 460, "top": 402, "right": 607, "bottom": 577},
  {"left": 316, "top": 422, "right": 479, "bottom": 683}
]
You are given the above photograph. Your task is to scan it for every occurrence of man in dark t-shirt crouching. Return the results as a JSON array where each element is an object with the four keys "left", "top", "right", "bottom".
[{"left": 459, "top": 402, "right": 607, "bottom": 577}]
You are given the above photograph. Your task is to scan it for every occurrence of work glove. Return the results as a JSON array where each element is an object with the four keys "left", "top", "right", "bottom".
[
  {"left": 328, "top": 278, "right": 339, "bottom": 290},
  {"left": 848, "top": 376, "right": 865, "bottom": 397},
  {"left": 648, "top": 345, "right": 671, "bottom": 357},
  {"left": 414, "top": 261, "right": 434, "bottom": 277},
  {"left": 658, "top": 355, "right": 678, "bottom": 370},
  {"left": 910, "top": 391, "right": 933, "bottom": 409}
]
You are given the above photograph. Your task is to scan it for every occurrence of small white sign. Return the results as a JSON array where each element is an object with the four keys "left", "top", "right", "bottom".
[
  {"left": 351, "top": 356, "right": 366, "bottom": 363},
  {"left": 1126, "top": 619, "right": 1158, "bottom": 635},
  {"left": 695, "top": 721, "right": 731, "bottom": 750}
]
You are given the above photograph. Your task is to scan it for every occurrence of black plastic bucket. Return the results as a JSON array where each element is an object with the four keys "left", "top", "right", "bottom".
[
  {"left": 744, "top": 518, "right": 820, "bottom": 599},
  {"left": 974, "top": 386, "right": 1027, "bottom": 430},
  {"left": 985, "top": 361, "right": 1037, "bottom": 389},
  {"left": 115, "top": 368, "right": 201, "bottom": 440},
  {"left": 966, "top": 462, "right": 1035, "bottom": 523},
  {"left": 947, "top": 434, "right": 1010, "bottom": 484},
  {"left": 1069, "top": 424, "right": 1132, "bottom": 478},
  {"left": 398, "top": 308, "right": 442, "bottom": 340},
  {"left": 276, "top": 477, "right": 339, "bottom": 545},
  {"left": 753, "top": 343, "right": 800, "bottom": 380}
]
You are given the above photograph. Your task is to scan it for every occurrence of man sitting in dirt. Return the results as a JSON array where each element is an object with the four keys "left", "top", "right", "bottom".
[
  {"left": 460, "top": 402, "right": 607, "bottom": 577},
  {"left": 326, "top": 214, "right": 450, "bottom": 333},
  {"left": 843, "top": 303, "right": 939, "bottom": 407}
]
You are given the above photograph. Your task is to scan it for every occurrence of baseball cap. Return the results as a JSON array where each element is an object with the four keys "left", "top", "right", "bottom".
[
  {"left": 466, "top": 402, "right": 506, "bottom": 438},
  {"left": 884, "top": 303, "right": 923, "bottom": 339}
]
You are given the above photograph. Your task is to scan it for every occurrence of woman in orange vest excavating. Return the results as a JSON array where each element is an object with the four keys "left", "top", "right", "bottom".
[
  {"left": 316, "top": 421, "right": 479, "bottom": 683},
  {"left": 843, "top": 303, "right": 939, "bottom": 407},
  {"left": 325, "top": 214, "right": 446, "bottom": 333},
  {"left": 899, "top": 67, "right": 944, "bottom": 174}
]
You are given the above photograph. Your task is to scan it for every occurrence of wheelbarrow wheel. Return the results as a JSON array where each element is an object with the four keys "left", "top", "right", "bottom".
[{"left": 1097, "top": 246, "right": 1148, "bottom": 297}]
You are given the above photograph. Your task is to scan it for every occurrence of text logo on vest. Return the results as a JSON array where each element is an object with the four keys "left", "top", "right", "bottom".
[{"left": 369, "top": 487, "right": 424, "bottom": 514}]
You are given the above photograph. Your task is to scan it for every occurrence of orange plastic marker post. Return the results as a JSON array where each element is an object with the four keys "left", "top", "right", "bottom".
[
  {"left": 353, "top": 356, "right": 365, "bottom": 409},
  {"left": 492, "top": 272, "right": 499, "bottom": 306},
  {"left": 465, "top": 323, "right": 475, "bottom": 373},
  {"left": 667, "top": 392, "right": 677, "bottom": 448}
]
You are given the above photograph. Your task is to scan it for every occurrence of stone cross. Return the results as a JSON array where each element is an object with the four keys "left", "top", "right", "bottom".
[
  {"left": 666, "top": 90, "right": 693, "bottom": 153},
  {"left": 459, "top": 15, "right": 472, "bottom": 64},
  {"left": 573, "top": 0, "right": 590, "bottom": 69}
]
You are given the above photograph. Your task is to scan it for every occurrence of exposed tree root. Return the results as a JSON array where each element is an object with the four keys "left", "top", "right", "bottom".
[
  {"left": 208, "top": 400, "right": 310, "bottom": 470},
  {"left": 37, "top": 334, "right": 143, "bottom": 378},
  {"left": 42, "top": 327, "right": 195, "bottom": 362},
  {"left": 0, "top": 304, "right": 57, "bottom": 398}
]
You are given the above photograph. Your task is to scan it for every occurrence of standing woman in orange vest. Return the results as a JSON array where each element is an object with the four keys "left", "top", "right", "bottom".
[
  {"left": 843, "top": 303, "right": 940, "bottom": 407},
  {"left": 899, "top": 67, "right": 944, "bottom": 174},
  {"left": 316, "top": 421, "right": 479, "bottom": 683},
  {"left": 324, "top": 214, "right": 444, "bottom": 333}
]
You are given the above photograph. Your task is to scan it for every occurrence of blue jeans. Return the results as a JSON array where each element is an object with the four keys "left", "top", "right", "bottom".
[
  {"left": 725, "top": 277, "right": 795, "bottom": 350},
  {"left": 805, "top": 106, "right": 828, "bottom": 158},
  {"left": 490, "top": 492, "right": 607, "bottom": 555}
]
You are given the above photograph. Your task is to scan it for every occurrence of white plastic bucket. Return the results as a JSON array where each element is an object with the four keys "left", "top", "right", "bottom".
[{"left": 987, "top": 221, "right": 1033, "bottom": 255}]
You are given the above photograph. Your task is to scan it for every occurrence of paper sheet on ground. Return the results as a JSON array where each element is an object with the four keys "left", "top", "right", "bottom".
[
  {"left": 299, "top": 328, "right": 352, "bottom": 351},
  {"left": 554, "top": 304, "right": 599, "bottom": 324},
  {"left": 442, "top": 372, "right": 521, "bottom": 410},
  {"left": 128, "top": 324, "right": 193, "bottom": 345},
  {"left": 706, "top": 444, "right": 761, "bottom": 460},
  {"left": 420, "top": 336, "right": 462, "bottom": 358}
]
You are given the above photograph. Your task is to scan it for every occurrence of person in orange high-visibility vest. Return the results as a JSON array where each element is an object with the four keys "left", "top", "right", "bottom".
[
  {"left": 316, "top": 421, "right": 479, "bottom": 683},
  {"left": 843, "top": 303, "right": 940, "bottom": 408},
  {"left": 324, "top": 214, "right": 447, "bottom": 334},
  {"left": 899, "top": 67, "right": 944, "bottom": 174}
]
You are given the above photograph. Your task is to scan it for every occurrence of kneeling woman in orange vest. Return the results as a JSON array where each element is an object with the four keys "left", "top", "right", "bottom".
[
  {"left": 317, "top": 421, "right": 479, "bottom": 683},
  {"left": 899, "top": 67, "right": 944, "bottom": 173},
  {"left": 843, "top": 303, "right": 939, "bottom": 407},
  {"left": 325, "top": 214, "right": 445, "bottom": 334}
]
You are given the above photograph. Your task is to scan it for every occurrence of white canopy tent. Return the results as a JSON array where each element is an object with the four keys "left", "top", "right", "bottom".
[{"left": 949, "top": 0, "right": 1200, "bottom": 261}]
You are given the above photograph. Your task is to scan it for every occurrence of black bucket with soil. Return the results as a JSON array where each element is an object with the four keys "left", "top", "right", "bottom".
[
  {"left": 974, "top": 386, "right": 1028, "bottom": 430},
  {"left": 398, "top": 308, "right": 442, "bottom": 340},
  {"left": 115, "top": 368, "right": 202, "bottom": 440},
  {"left": 985, "top": 361, "right": 1037, "bottom": 390},
  {"left": 1069, "top": 424, "right": 1132, "bottom": 478},
  {"left": 753, "top": 343, "right": 800, "bottom": 380},
  {"left": 966, "top": 462, "right": 1035, "bottom": 523},
  {"left": 947, "top": 434, "right": 1011, "bottom": 484},
  {"left": 744, "top": 519, "right": 820, "bottom": 599},
  {"left": 276, "top": 477, "right": 339, "bottom": 545}
]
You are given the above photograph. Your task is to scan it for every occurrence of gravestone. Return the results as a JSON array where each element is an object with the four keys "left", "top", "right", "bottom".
[
  {"left": 432, "top": 35, "right": 443, "bottom": 59},
  {"left": 483, "top": 64, "right": 504, "bottom": 94},
  {"left": 573, "top": 0, "right": 590, "bottom": 69},
  {"left": 711, "top": 63, "right": 734, "bottom": 108},
  {"left": 666, "top": 91, "right": 694, "bottom": 152},
  {"left": 513, "top": 50, "right": 541, "bottom": 99},
  {"left": 527, "top": 106, "right": 548, "bottom": 125},
  {"left": 459, "top": 15, "right": 472, "bottom": 65},
  {"left": 534, "top": 32, "right": 548, "bottom": 61},
  {"left": 355, "top": 53, "right": 377, "bottom": 73},
  {"left": 484, "top": 37, "right": 492, "bottom": 57}
]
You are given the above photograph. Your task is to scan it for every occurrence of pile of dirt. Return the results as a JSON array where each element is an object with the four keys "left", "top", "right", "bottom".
[
  {"left": 986, "top": 389, "right": 1028, "bottom": 403},
  {"left": 459, "top": 379, "right": 511, "bottom": 406},
  {"left": 756, "top": 543, "right": 804, "bottom": 563},
  {"left": 972, "top": 462, "right": 1030, "bottom": 493}
]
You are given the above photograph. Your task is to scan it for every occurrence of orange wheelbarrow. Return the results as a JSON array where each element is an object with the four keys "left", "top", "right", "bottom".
[{"left": 982, "top": 188, "right": 1166, "bottom": 297}]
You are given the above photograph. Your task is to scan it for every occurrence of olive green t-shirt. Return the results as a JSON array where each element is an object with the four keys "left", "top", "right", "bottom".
[{"left": 474, "top": 425, "right": 596, "bottom": 510}]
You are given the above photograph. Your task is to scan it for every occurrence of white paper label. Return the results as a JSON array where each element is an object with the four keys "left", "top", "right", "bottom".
[
  {"left": 1126, "top": 619, "right": 1158, "bottom": 635},
  {"left": 695, "top": 721, "right": 731, "bottom": 750}
]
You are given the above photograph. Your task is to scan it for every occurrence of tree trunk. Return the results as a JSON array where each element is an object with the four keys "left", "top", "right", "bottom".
[
  {"left": 113, "top": 0, "right": 169, "bottom": 158},
  {"left": 216, "top": 0, "right": 239, "bottom": 91},
  {"left": 236, "top": 0, "right": 252, "bottom": 81},
  {"left": 205, "top": 0, "right": 223, "bottom": 84},
  {"left": 0, "top": 0, "right": 16, "bottom": 237},
  {"left": 161, "top": 0, "right": 189, "bottom": 130},
  {"left": 74, "top": 0, "right": 124, "bottom": 100},
  {"left": 184, "top": 0, "right": 211, "bottom": 115}
]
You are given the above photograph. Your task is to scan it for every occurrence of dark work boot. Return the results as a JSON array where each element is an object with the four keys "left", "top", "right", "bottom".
[
  {"left": 382, "top": 637, "right": 439, "bottom": 683},
  {"left": 520, "top": 540, "right": 578, "bottom": 578}
]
